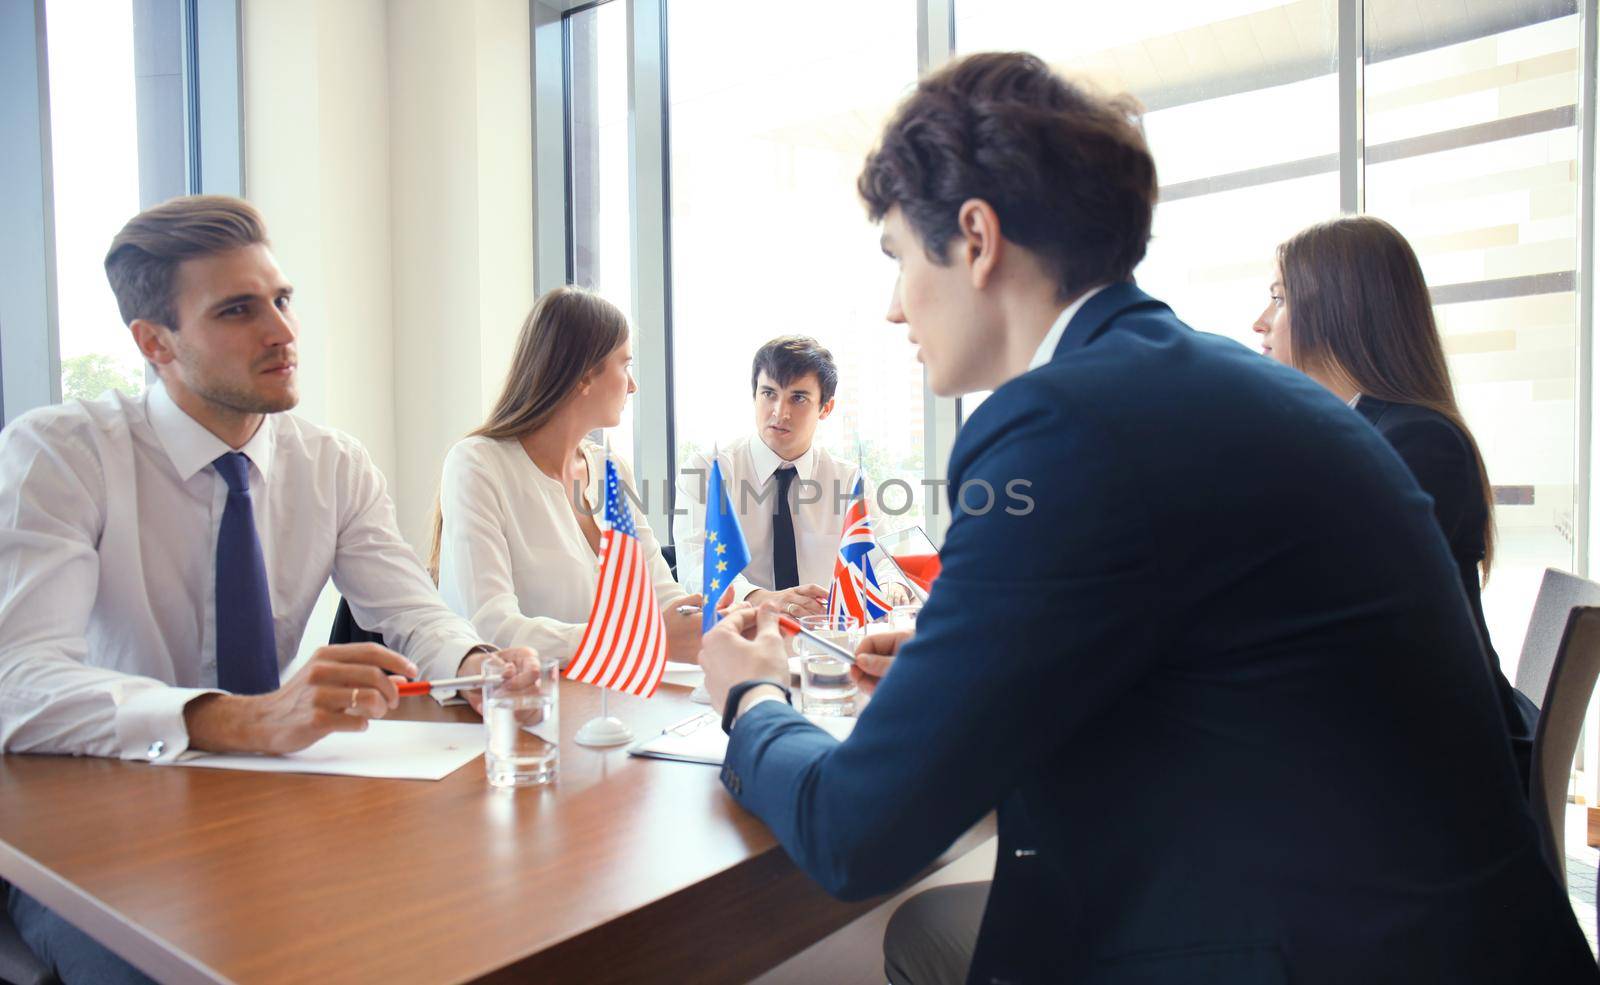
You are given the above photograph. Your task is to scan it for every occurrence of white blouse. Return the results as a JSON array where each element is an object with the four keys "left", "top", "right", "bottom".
[{"left": 438, "top": 436, "right": 686, "bottom": 666}]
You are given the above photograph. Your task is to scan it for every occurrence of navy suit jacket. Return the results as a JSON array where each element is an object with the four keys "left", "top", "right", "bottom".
[
  {"left": 722, "top": 284, "right": 1594, "bottom": 984},
  {"left": 1354, "top": 396, "right": 1539, "bottom": 786}
]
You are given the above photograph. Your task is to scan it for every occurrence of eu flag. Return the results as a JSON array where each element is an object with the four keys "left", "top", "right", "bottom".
[{"left": 701, "top": 457, "right": 751, "bottom": 634}]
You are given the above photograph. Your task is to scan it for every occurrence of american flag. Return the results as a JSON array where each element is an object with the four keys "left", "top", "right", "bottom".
[
  {"left": 565, "top": 457, "right": 668, "bottom": 696},
  {"left": 827, "top": 474, "right": 892, "bottom": 623}
]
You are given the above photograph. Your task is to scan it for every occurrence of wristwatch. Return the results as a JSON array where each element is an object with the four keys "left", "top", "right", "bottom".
[{"left": 721, "top": 679, "right": 791, "bottom": 734}]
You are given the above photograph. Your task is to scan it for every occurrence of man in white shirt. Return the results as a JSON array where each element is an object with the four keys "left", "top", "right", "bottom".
[
  {"left": 674, "top": 336, "right": 908, "bottom": 618},
  {"left": 0, "top": 196, "right": 525, "bottom": 984}
]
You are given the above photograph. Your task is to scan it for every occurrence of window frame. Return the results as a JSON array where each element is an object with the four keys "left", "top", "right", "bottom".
[
  {"left": 0, "top": 0, "right": 244, "bottom": 425},
  {"left": 546, "top": 0, "right": 1599, "bottom": 566}
]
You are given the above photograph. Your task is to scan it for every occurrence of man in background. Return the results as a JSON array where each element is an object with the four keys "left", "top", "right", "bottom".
[{"left": 675, "top": 335, "right": 907, "bottom": 617}]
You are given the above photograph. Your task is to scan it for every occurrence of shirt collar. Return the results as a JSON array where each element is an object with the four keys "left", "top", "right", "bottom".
[
  {"left": 1027, "top": 284, "right": 1111, "bottom": 372},
  {"left": 147, "top": 382, "right": 276, "bottom": 483},
  {"left": 747, "top": 433, "right": 817, "bottom": 483}
]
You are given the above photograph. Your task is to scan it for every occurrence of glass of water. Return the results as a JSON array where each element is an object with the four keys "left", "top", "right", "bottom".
[
  {"left": 888, "top": 604, "right": 921, "bottom": 633},
  {"left": 482, "top": 651, "right": 559, "bottom": 787},
  {"left": 797, "top": 614, "right": 862, "bottom": 717}
]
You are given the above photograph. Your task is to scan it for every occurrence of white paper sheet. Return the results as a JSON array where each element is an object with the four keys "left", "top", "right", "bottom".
[
  {"left": 628, "top": 710, "right": 855, "bottom": 766},
  {"left": 661, "top": 660, "right": 704, "bottom": 689},
  {"left": 163, "top": 720, "right": 488, "bottom": 780}
]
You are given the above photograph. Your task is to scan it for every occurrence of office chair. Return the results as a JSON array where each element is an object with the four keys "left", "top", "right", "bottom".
[
  {"left": 1528, "top": 606, "right": 1600, "bottom": 890},
  {"left": 328, "top": 597, "right": 385, "bottom": 648},
  {"left": 1515, "top": 568, "right": 1600, "bottom": 710}
]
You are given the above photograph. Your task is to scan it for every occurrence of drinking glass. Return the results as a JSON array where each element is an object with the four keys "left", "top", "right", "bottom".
[
  {"left": 797, "top": 614, "right": 862, "bottom": 717},
  {"left": 888, "top": 604, "right": 921, "bottom": 633},
  {"left": 482, "top": 651, "right": 560, "bottom": 787}
]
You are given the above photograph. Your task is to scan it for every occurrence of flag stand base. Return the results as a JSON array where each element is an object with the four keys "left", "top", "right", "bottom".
[{"left": 575, "top": 716, "right": 633, "bottom": 747}]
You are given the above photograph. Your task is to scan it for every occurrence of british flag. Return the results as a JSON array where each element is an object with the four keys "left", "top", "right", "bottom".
[
  {"left": 565, "top": 457, "right": 668, "bottom": 697},
  {"left": 827, "top": 474, "right": 892, "bottom": 623}
]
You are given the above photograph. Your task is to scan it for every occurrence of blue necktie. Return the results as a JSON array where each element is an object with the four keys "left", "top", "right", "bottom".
[{"left": 213, "top": 452, "right": 279, "bottom": 694}]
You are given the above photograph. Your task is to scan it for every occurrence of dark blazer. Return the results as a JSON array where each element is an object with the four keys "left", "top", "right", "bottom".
[
  {"left": 721, "top": 284, "right": 1594, "bottom": 985},
  {"left": 1354, "top": 396, "right": 1539, "bottom": 785}
]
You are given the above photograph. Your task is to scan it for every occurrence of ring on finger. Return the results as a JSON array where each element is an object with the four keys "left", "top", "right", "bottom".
[
  {"left": 785, "top": 602, "right": 797, "bottom": 615},
  {"left": 349, "top": 687, "right": 359, "bottom": 711}
]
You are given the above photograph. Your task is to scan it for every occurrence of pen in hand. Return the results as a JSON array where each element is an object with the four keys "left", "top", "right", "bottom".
[
  {"left": 395, "top": 674, "right": 489, "bottom": 697},
  {"left": 774, "top": 614, "right": 857, "bottom": 666}
]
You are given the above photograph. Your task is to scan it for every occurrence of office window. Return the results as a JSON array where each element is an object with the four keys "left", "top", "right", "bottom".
[
  {"left": 1363, "top": 8, "right": 1582, "bottom": 661},
  {"left": 955, "top": 0, "right": 1339, "bottom": 416},
  {"left": 7, "top": 0, "right": 232, "bottom": 417},
  {"left": 566, "top": 0, "right": 635, "bottom": 460},
  {"left": 665, "top": 0, "right": 926, "bottom": 530},
  {"left": 45, "top": 0, "right": 147, "bottom": 402}
]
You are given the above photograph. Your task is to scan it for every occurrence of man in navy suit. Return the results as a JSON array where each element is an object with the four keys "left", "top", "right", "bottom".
[{"left": 698, "top": 52, "right": 1595, "bottom": 985}]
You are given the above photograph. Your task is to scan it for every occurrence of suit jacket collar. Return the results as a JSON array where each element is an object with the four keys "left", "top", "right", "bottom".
[
  {"left": 1353, "top": 394, "right": 1394, "bottom": 428},
  {"left": 1049, "top": 281, "right": 1170, "bottom": 362}
]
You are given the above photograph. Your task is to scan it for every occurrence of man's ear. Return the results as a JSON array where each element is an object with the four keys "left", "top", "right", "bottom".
[
  {"left": 129, "top": 319, "right": 177, "bottom": 369},
  {"left": 817, "top": 398, "right": 836, "bottom": 421},
  {"left": 955, "top": 198, "right": 1003, "bottom": 290}
]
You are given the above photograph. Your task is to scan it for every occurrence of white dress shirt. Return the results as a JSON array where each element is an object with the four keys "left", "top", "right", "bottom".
[
  {"left": 675, "top": 434, "right": 893, "bottom": 601},
  {"left": 1027, "top": 284, "right": 1110, "bottom": 371},
  {"left": 437, "top": 436, "right": 686, "bottom": 666},
  {"left": 0, "top": 384, "right": 485, "bottom": 761}
]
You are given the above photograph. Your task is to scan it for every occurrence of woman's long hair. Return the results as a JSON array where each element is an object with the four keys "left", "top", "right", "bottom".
[
  {"left": 428, "top": 286, "right": 629, "bottom": 576},
  {"left": 1278, "top": 215, "right": 1494, "bottom": 581}
]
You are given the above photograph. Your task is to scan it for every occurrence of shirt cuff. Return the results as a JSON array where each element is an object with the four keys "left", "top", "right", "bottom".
[
  {"left": 115, "top": 685, "right": 221, "bottom": 762},
  {"left": 431, "top": 643, "right": 496, "bottom": 704}
]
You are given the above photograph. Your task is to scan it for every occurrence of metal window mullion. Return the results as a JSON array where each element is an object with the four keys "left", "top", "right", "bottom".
[
  {"left": 531, "top": 0, "right": 568, "bottom": 295},
  {"left": 1577, "top": 0, "right": 1597, "bottom": 580},
  {"left": 626, "top": 0, "right": 673, "bottom": 537},
  {"left": 919, "top": 0, "right": 957, "bottom": 546},
  {"left": 191, "top": 0, "right": 243, "bottom": 196},
  {"left": 0, "top": 0, "right": 61, "bottom": 422},
  {"left": 1337, "top": 0, "right": 1364, "bottom": 214}
]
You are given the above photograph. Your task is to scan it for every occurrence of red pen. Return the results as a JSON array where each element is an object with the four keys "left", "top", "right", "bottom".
[
  {"left": 774, "top": 614, "right": 858, "bottom": 665},
  {"left": 395, "top": 674, "right": 489, "bottom": 697}
]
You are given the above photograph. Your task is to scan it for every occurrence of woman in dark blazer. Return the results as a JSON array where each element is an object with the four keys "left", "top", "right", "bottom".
[{"left": 1253, "top": 215, "right": 1539, "bottom": 785}]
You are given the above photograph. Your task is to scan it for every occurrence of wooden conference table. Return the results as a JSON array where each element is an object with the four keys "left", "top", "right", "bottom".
[{"left": 0, "top": 681, "right": 989, "bottom": 984}]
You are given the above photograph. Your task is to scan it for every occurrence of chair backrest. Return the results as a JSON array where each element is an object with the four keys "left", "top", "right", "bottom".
[
  {"left": 1515, "top": 568, "right": 1600, "bottom": 707},
  {"left": 1529, "top": 606, "right": 1600, "bottom": 889},
  {"left": 328, "top": 597, "right": 386, "bottom": 648}
]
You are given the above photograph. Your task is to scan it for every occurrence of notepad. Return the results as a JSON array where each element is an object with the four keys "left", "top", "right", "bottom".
[
  {"left": 628, "top": 710, "right": 855, "bottom": 766},
  {"left": 164, "top": 720, "right": 488, "bottom": 780}
]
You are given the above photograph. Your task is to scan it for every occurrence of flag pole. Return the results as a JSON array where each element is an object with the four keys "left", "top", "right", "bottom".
[{"left": 575, "top": 439, "right": 635, "bottom": 748}]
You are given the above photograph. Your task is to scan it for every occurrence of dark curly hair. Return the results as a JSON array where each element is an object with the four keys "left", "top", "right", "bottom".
[{"left": 858, "top": 52, "right": 1158, "bottom": 300}]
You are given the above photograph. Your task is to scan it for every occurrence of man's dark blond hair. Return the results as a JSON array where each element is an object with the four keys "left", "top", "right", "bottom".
[{"left": 103, "top": 195, "right": 269, "bottom": 330}]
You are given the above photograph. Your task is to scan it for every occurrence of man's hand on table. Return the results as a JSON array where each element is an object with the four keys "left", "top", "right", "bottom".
[
  {"left": 700, "top": 604, "right": 790, "bottom": 717},
  {"left": 853, "top": 627, "right": 911, "bottom": 697},
  {"left": 185, "top": 643, "right": 416, "bottom": 755},
  {"left": 742, "top": 584, "right": 828, "bottom": 619}
]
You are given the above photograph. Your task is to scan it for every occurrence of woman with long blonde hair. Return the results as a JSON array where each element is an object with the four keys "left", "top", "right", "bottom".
[
  {"left": 1253, "top": 215, "right": 1536, "bottom": 783},
  {"left": 433, "top": 286, "right": 702, "bottom": 667}
]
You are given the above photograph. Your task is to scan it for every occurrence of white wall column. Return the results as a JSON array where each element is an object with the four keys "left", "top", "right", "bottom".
[{"left": 388, "top": 0, "right": 534, "bottom": 551}]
